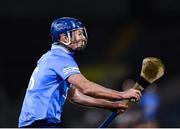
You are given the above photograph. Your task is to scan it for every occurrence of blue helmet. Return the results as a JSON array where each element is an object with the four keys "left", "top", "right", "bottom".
[{"left": 50, "top": 17, "right": 87, "bottom": 44}]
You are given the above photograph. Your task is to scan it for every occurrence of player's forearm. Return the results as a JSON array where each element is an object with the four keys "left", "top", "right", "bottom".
[
  {"left": 68, "top": 87, "right": 120, "bottom": 110},
  {"left": 68, "top": 74, "right": 125, "bottom": 100},
  {"left": 82, "top": 80, "right": 124, "bottom": 100}
]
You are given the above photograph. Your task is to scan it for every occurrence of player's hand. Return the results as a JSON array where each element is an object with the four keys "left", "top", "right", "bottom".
[
  {"left": 117, "top": 109, "right": 126, "bottom": 115},
  {"left": 113, "top": 102, "right": 128, "bottom": 114},
  {"left": 115, "top": 102, "right": 128, "bottom": 115},
  {"left": 121, "top": 88, "right": 142, "bottom": 101}
]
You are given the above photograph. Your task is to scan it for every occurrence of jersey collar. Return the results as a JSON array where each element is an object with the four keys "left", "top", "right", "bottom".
[{"left": 51, "top": 42, "right": 72, "bottom": 54}]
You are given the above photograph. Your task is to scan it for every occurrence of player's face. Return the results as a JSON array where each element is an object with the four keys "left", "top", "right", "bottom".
[{"left": 70, "top": 29, "right": 87, "bottom": 51}]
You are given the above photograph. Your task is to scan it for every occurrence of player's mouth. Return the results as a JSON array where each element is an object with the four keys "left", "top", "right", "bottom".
[{"left": 76, "top": 41, "right": 87, "bottom": 50}]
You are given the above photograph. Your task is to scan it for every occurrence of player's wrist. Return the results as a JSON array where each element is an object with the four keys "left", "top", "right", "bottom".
[{"left": 118, "top": 91, "right": 127, "bottom": 100}]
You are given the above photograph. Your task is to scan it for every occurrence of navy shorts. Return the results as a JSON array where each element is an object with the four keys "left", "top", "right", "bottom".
[{"left": 20, "top": 119, "right": 63, "bottom": 128}]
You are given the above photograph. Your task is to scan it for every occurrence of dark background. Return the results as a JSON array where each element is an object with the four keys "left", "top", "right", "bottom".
[{"left": 0, "top": 0, "right": 180, "bottom": 127}]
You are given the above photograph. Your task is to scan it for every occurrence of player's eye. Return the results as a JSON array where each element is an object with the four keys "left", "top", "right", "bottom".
[{"left": 78, "top": 32, "right": 84, "bottom": 36}]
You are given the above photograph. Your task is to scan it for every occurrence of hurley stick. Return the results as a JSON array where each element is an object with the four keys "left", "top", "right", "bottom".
[{"left": 99, "top": 57, "right": 165, "bottom": 128}]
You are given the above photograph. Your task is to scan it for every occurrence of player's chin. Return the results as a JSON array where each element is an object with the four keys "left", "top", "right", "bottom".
[{"left": 75, "top": 43, "right": 87, "bottom": 51}]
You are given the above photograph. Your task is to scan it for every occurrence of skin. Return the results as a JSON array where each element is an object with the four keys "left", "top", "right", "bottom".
[
  {"left": 59, "top": 29, "right": 87, "bottom": 51},
  {"left": 69, "top": 29, "right": 87, "bottom": 50},
  {"left": 68, "top": 86, "right": 128, "bottom": 114},
  {"left": 58, "top": 29, "right": 141, "bottom": 113}
]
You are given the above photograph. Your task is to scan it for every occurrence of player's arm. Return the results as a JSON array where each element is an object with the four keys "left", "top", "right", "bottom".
[
  {"left": 68, "top": 86, "right": 128, "bottom": 113},
  {"left": 68, "top": 74, "right": 141, "bottom": 101}
]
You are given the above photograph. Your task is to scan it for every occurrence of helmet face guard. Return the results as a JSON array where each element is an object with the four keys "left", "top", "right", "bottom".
[{"left": 51, "top": 17, "right": 88, "bottom": 45}]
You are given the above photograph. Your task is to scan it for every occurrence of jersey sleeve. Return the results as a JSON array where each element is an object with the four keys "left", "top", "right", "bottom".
[{"left": 52, "top": 55, "right": 81, "bottom": 80}]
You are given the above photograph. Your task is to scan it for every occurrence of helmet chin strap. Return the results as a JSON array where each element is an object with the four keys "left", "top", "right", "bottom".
[{"left": 60, "top": 32, "right": 72, "bottom": 46}]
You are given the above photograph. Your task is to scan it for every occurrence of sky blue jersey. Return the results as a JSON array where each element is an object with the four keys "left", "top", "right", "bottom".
[{"left": 18, "top": 43, "right": 81, "bottom": 127}]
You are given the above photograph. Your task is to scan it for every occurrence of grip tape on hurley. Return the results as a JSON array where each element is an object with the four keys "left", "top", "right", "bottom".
[
  {"left": 137, "top": 76, "right": 151, "bottom": 89},
  {"left": 129, "top": 76, "right": 151, "bottom": 103}
]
